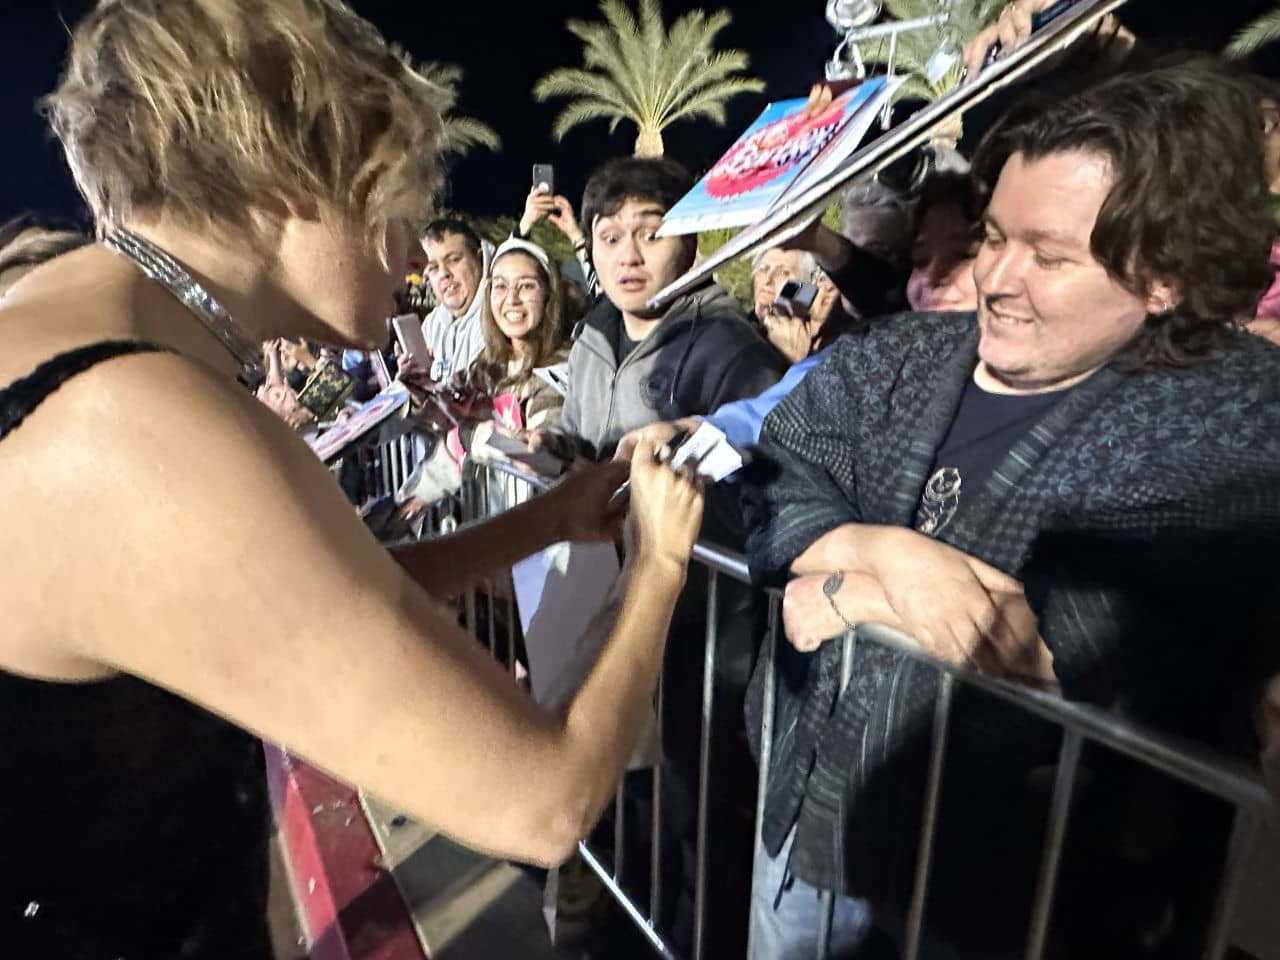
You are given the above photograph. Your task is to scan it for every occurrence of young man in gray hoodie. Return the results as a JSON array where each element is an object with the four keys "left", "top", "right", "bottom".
[{"left": 545, "top": 156, "right": 788, "bottom": 460}]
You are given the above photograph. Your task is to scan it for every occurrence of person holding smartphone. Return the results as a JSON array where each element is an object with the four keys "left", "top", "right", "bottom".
[
  {"left": 515, "top": 167, "right": 602, "bottom": 300},
  {"left": 0, "top": 3, "right": 707, "bottom": 958}
]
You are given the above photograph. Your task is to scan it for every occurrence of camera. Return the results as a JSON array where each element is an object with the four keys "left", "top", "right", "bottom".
[{"left": 772, "top": 279, "right": 819, "bottom": 319}]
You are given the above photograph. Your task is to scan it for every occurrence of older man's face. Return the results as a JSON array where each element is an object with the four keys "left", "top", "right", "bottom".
[{"left": 752, "top": 248, "right": 812, "bottom": 319}]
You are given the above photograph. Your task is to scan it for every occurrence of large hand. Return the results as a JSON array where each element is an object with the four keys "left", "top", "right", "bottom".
[
  {"left": 626, "top": 438, "right": 705, "bottom": 579},
  {"left": 762, "top": 311, "right": 814, "bottom": 365},
  {"left": 963, "top": 1, "right": 1134, "bottom": 79},
  {"left": 545, "top": 459, "right": 631, "bottom": 544},
  {"left": 546, "top": 196, "right": 587, "bottom": 248},
  {"left": 519, "top": 184, "right": 559, "bottom": 238},
  {"left": 858, "top": 525, "right": 1052, "bottom": 682}
]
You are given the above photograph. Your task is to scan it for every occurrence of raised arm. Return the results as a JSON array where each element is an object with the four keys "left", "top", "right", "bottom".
[{"left": 34, "top": 354, "right": 702, "bottom": 866}]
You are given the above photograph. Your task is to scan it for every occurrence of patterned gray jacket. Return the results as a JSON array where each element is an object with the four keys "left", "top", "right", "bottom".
[{"left": 745, "top": 310, "right": 1280, "bottom": 925}]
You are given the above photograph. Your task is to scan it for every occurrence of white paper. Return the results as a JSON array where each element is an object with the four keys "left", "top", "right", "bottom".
[
  {"left": 512, "top": 542, "right": 622, "bottom": 707},
  {"left": 670, "top": 421, "right": 747, "bottom": 483}
]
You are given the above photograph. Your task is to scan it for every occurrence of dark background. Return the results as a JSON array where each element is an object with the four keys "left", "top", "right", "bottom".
[{"left": 0, "top": 0, "right": 1274, "bottom": 227}]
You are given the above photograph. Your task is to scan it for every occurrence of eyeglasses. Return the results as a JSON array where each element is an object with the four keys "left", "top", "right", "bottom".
[{"left": 490, "top": 279, "right": 543, "bottom": 298}]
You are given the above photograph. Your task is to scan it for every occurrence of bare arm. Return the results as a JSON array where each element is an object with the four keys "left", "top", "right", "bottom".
[
  {"left": 32, "top": 355, "right": 701, "bottom": 866},
  {"left": 390, "top": 461, "right": 627, "bottom": 598},
  {"left": 788, "top": 525, "right": 1052, "bottom": 682},
  {"left": 791, "top": 522, "right": 871, "bottom": 576}
]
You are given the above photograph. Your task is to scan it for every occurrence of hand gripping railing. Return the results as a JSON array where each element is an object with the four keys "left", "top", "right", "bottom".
[{"left": 399, "top": 456, "right": 1276, "bottom": 960}]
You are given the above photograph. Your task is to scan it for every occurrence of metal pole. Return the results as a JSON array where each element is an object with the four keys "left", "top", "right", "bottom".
[
  {"left": 903, "top": 673, "right": 954, "bottom": 960},
  {"left": 839, "top": 630, "right": 856, "bottom": 692},
  {"left": 1201, "top": 810, "right": 1259, "bottom": 960},
  {"left": 578, "top": 842, "right": 681, "bottom": 960},
  {"left": 508, "top": 594, "right": 517, "bottom": 679},
  {"left": 388, "top": 441, "right": 401, "bottom": 496},
  {"left": 650, "top": 676, "right": 666, "bottom": 925},
  {"left": 842, "top": 12, "right": 946, "bottom": 43},
  {"left": 692, "top": 572, "right": 720, "bottom": 960},
  {"left": 746, "top": 594, "right": 781, "bottom": 959},
  {"left": 815, "top": 890, "right": 835, "bottom": 958},
  {"left": 1025, "top": 729, "right": 1083, "bottom": 960}
]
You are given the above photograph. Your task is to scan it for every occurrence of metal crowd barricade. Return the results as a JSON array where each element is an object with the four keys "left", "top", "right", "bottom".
[{"left": 381, "top": 454, "right": 1276, "bottom": 960}]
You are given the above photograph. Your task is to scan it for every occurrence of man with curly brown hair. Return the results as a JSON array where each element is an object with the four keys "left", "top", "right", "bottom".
[{"left": 747, "top": 60, "right": 1280, "bottom": 959}]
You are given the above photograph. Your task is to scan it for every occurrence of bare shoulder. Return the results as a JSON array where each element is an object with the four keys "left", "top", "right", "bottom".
[{"left": 0, "top": 347, "right": 403, "bottom": 677}]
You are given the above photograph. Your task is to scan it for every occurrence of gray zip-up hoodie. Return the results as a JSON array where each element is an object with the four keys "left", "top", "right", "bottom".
[{"left": 558, "top": 283, "right": 789, "bottom": 457}]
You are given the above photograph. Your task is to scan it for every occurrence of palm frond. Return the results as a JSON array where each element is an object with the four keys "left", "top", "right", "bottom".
[
  {"left": 663, "top": 76, "right": 767, "bottom": 127},
  {"left": 441, "top": 116, "right": 502, "bottom": 156},
  {"left": 568, "top": 18, "right": 646, "bottom": 118},
  {"left": 548, "top": 98, "right": 628, "bottom": 142},
  {"left": 655, "top": 49, "right": 754, "bottom": 125},
  {"left": 1226, "top": 9, "right": 1280, "bottom": 58},
  {"left": 637, "top": 0, "right": 666, "bottom": 122},
  {"left": 413, "top": 59, "right": 499, "bottom": 156},
  {"left": 594, "top": 2, "right": 649, "bottom": 116},
  {"left": 533, "top": 68, "right": 632, "bottom": 110}
]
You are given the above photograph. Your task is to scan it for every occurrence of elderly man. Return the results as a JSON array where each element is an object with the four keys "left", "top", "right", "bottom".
[{"left": 747, "top": 62, "right": 1280, "bottom": 958}]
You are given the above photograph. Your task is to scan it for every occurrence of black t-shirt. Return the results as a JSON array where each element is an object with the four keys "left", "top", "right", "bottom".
[
  {"left": 602, "top": 311, "right": 643, "bottom": 365},
  {"left": 914, "top": 375, "right": 1069, "bottom": 536}
]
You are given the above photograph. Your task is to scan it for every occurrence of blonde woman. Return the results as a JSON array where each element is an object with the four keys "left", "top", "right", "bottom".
[{"left": 0, "top": 2, "right": 703, "bottom": 957}]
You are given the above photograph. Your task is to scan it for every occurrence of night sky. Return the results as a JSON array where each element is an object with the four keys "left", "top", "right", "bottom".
[{"left": 0, "top": 0, "right": 1272, "bottom": 229}]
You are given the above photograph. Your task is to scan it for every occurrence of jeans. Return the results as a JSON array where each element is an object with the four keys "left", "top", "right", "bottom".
[{"left": 748, "top": 827, "right": 872, "bottom": 960}]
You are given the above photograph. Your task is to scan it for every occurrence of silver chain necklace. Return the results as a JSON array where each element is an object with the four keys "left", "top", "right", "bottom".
[{"left": 104, "top": 228, "right": 263, "bottom": 384}]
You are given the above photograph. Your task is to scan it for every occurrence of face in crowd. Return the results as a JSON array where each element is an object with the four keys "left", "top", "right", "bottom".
[
  {"left": 489, "top": 251, "right": 547, "bottom": 347},
  {"left": 423, "top": 230, "right": 484, "bottom": 317},
  {"left": 752, "top": 248, "right": 815, "bottom": 319},
  {"left": 906, "top": 201, "right": 980, "bottom": 313},
  {"left": 591, "top": 198, "right": 695, "bottom": 319},
  {"left": 974, "top": 150, "right": 1174, "bottom": 393}
]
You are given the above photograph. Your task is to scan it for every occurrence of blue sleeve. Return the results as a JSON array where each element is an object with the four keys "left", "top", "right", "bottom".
[{"left": 705, "top": 351, "right": 823, "bottom": 447}]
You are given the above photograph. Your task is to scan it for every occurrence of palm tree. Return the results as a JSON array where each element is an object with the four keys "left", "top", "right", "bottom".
[
  {"left": 533, "top": 0, "right": 765, "bottom": 157},
  {"left": 1225, "top": 7, "right": 1280, "bottom": 58},
  {"left": 419, "top": 61, "right": 502, "bottom": 157}
]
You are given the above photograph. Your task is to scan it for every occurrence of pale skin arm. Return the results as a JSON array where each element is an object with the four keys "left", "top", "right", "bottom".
[
  {"left": 35, "top": 355, "right": 702, "bottom": 867},
  {"left": 390, "top": 460, "right": 628, "bottom": 599},
  {"left": 786, "top": 524, "right": 1054, "bottom": 683}
]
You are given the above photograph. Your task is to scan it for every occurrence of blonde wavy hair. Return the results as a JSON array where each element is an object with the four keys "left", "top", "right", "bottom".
[{"left": 43, "top": 0, "right": 443, "bottom": 253}]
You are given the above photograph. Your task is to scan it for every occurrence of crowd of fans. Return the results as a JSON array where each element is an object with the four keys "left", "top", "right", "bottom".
[{"left": 2, "top": 0, "right": 1280, "bottom": 958}]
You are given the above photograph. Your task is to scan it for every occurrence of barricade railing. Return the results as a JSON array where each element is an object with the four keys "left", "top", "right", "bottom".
[{"left": 363, "top": 445, "right": 1276, "bottom": 960}]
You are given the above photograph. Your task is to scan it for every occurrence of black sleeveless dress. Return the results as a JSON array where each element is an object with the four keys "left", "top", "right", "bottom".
[{"left": 0, "top": 342, "right": 273, "bottom": 959}]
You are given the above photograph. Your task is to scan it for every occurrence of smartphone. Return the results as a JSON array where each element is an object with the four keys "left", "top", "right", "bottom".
[
  {"left": 391, "top": 312, "right": 430, "bottom": 364},
  {"left": 532, "top": 163, "right": 555, "bottom": 195},
  {"left": 484, "top": 432, "right": 567, "bottom": 477},
  {"left": 297, "top": 360, "right": 355, "bottom": 420},
  {"left": 369, "top": 349, "right": 392, "bottom": 390},
  {"left": 773, "top": 280, "right": 819, "bottom": 319}
]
